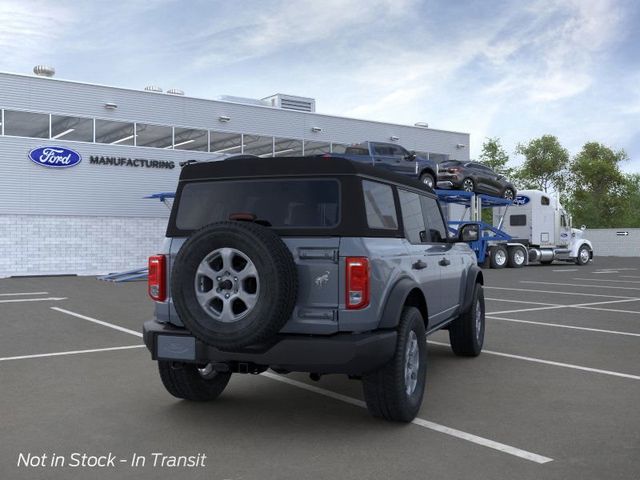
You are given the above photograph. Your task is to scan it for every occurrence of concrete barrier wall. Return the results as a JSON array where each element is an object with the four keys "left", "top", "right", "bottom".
[{"left": 586, "top": 228, "right": 640, "bottom": 257}]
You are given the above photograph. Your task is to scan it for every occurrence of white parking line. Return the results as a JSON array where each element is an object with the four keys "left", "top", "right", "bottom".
[
  {"left": 262, "top": 372, "right": 553, "bottom": 464},
  {"left": 0, "top": 345, "right": 145, "bottom": 362},
  {"left": 488, "top": 298, "right": 640, "bottom": 316},
  {"left": 51, "top": 307, "right": 143, "bottom": 338},
  {"left": 573, "top": 278, "right": 640, "bottom": 284},
  {"left": 485, "top": 286, "right": 637, "bottom": 299},
  {"left": 487, "top": 315, "right": 640, "bottom": 338},
  {"left": 0, "top": 297, "right": 67, "bottom": 304},
  {"left": 621, "top": 275, "right": 640, "bottom": 279},
  {"left": 552, "top": 269, "right": 578, "bottom": 272},
  {"left": 0, "top": 292, "right": 49, "bottom": 296},
  {"left": 486, "top": 298, "right": 558, "bottom": 306},
  {"left": 521, "top": 281, "right": 640, "bottom": 291},
  {"left": 428, "top": 341, "right": 640, "bottom": 381}
]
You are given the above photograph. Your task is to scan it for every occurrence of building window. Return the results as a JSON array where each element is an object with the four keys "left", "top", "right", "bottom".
[
  {"left": 331, "top": 143, "right": 349, "bottom": 154},
  {"left": 362, "top": 180, "right": 398, "bottom": 230},
  {"left": 243, "top": 134, "right": 274, "bottom": 157},
  {"left": 173, "top": 127, "right": 208, "bottom": 151},
  {"left": 4, "top": 110, "right": 49, "bottom": 138},
  {"left": 51, "top": 115, "right": 93, "bottom": 142},
  {"left": 303, "top": 140, "right": 330, "bottom": 156},
  {"left": 274, "top": 137, "right": 303, "bottom": 156},
  {"left": 135, "top": 123, "right": 173, "bottom": 149},
  {"left": 210, "top": 131, "right": 243, "bottom": 154},
  {"left": 95, "top": 119, "right": 135, "bottom": 145}
]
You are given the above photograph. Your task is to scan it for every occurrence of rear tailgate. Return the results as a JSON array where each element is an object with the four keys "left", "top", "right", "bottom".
[{"left": 281, "top": 237, "right": 340, "bottom": 334}]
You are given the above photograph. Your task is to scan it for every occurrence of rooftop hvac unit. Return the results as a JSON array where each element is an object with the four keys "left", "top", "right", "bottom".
[
  {"left": 167, "top": 88, "right": 185, "bottom": 96},
  {"left": 262, "top": 94, "right": 316, "bottom": 113},
  {"left": 33, "top": 65, "right": 55, "bottom": 77},
  {"left": 144, "top": 85, "right": 163, "bottom": 92}
]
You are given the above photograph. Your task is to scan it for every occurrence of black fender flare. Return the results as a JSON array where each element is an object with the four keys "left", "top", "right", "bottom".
[
  {"left": 378, "top": 277, "right": 427, "bottom": 329},
  {"left": 419, "top": 167, "right": 437, "bottom": 180},
  {"left": 461, "top": 265, "right": 483, "bottom": 313}
]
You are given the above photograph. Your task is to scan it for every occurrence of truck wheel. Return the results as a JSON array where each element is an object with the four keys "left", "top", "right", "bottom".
[
  {"left": 158, "top": 361, "right": 231, "bottom": 401},
  {"left": 362, "top": 306, "right": 427, "bottom": 422},
  {"left": 507, "top": 246, "right": 526, "bottom": 268},
  {"left": 171, "top": 221, "right": 298, "bottom": 350},
  {"left": 462, "top": 178, "right": 475, "bottom": 192},
  {"left": 419, "top": 172, "right": 435, "bottom": 189},
  {"left": 576, "top": 245, "right": 591, "bottom": 265},
  {"left": 449, "top": 283, "right": 484, "bottom": 356},
  {"left": 489, "top": 245, "right": 508, "bottom": 269}
]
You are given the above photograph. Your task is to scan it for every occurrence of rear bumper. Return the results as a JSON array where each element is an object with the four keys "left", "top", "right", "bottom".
[{"left": 143, "top": 319, "right": 397, "bottom": 375}]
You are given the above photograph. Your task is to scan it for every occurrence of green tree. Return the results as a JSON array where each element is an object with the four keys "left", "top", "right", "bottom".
[
  {"left": 478, "top": 137, "right": 514, "bottom": 177},
  {"left": 515, "top": 135, "right": 569, "bottom": 192},
  {"left": 566, "top": 142, "right": 631, "bottom": 228}
]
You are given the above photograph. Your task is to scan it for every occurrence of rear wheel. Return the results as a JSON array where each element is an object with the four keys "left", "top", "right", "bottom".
[
  {"left": 449, "top": 283, "right": 484, "bottom": 356},
  {"left": 462, "top": 178, "right": 475, "bottom": 192},
  {"left": 507, "top": 246, "right": 526, "bottom": 268},
  {"left": 158, "top": 361, "right": 231, "bottom": 401},
  {"left": 419, "top": 172, "right": 435, "bottom": 189},
  {"left": 362, "top": 306, "right": 427, "bottom": 422},
  {"left": 489, "top": 245, "right": 508, "bottom": 269}
]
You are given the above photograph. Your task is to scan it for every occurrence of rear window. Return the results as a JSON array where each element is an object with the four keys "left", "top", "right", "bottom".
[
  {"left": 344, "top": 146, "right": 369, "bottom": 155},
  {"left": 175, "top": 179, "right": 340, "bottom": 230}
]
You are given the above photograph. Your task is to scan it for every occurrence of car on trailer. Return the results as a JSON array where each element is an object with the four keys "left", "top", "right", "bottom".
[{"left": 437, "top": 160, "right": 517, "bottom": 200}]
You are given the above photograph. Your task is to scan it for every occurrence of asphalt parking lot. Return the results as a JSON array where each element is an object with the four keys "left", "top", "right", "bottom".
[{"left": 1, "top": 257, "right": 639, "bottom": 479}]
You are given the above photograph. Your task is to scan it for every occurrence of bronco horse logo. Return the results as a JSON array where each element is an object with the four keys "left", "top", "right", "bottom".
[{"left": 315, "top": 271, "right": 330, "bottom": 287}]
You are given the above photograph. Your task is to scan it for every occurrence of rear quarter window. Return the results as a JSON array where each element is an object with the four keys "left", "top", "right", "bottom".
[{"left": 362, "top": 180, "right": 398, "bottom": 230}]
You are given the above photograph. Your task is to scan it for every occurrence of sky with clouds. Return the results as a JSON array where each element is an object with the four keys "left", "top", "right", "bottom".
[{"left": 1, "top": 0, "right": 639, "bottom": 171}]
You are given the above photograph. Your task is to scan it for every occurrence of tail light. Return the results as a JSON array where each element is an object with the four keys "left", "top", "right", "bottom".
[
  {"left": 148, "top": 255, "right": 166, "bottom": 301},
  {"left": 346, "top": 257, "right": 369, "bottom": 309}
]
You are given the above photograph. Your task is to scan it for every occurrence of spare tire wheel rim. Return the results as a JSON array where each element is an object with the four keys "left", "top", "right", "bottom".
[{"left": 194, "top": 247, "right": 260, "bottom": 323}]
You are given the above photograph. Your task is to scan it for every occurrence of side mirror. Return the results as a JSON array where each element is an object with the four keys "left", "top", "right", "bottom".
[
  {"left": 581, "top": 225, "right": 586, "bottom": 231},
  {"left": 405, "top": 151, "right": 417, "bottom": 161},
  {"left": 458, "top": 223, "right": 479, "bottom": 242}
]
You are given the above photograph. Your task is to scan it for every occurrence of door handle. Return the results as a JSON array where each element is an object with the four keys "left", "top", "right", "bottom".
[
  {"left": 412, "top": 260, "right": 427, "bottom": 270},
  {"left": 439, "top": 257, "right": 451, "bottom": 267}
]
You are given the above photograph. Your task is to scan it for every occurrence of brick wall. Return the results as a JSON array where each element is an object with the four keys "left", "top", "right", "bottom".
[{"left": 0, "top": 215, "right": 168, "bottom": 277}]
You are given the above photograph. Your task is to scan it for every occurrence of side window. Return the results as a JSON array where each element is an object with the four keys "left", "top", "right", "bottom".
[
  {"left": 420, "top": 196, "right": 448, "bottom": 242},
  {"left": 398, "top": 190, "right": 426, "bottom": 243},
  {"left": 560, "top": 215, "right": 567, "bottom": 227},
  {"left": 541, "top": 196, "right": 550, "bottom": 206},
  {"left": 362, "top": 180, "right": 398, "bottom": 230},
  {"left": 390, "top": 145, "right": 407, "bottom": 158},
  {"left": 510, "top": 214, "right": 527, "bottom": 226}
]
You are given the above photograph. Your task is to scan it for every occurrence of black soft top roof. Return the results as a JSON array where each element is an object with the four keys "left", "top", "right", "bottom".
[{"left": 179, "top": 155, "right": 431, "bottom": 192}]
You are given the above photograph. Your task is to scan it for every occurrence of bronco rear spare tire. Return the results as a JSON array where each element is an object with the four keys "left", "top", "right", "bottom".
[{"left": 171, "top": 221, "right": 298, "bottom": 350}]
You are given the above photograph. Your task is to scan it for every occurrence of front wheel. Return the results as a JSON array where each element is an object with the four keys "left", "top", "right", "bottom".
[
  {"left": 502, "top": 187, "right": 515, "bottom": 200},
  {"left": 419, "top": 172, "right": 435, "bottom": 189},
  {"left": 449, "top": 283, "right": 485, "bottom": 356},
  {"left": 576, "top": 245, "right": 591, "bottom": 265},
  {"left": 158, "top": 361, "right": 231, "bottom": 401},
  {"left": 362, "top": 306, "right": 427, "bottom": 422}
]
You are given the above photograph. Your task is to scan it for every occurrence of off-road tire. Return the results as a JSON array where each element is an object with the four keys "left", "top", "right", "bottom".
[
  {"left": 489, "top": 245, "right": 508, "bottom": 269},
  {"left": 362, "top": 306, "right": 427, "bottom": 422},
  {"left": 158, "top": 361, "right": 231, "bottom": 401},
  {"left": 172, "top": 221, "right": 298, "bottom": 350},
  {"left": 449, "top": 283, "right": 484, "bottom": 357}
]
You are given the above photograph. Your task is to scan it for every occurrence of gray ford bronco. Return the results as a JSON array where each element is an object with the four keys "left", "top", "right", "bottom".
[{"left": 143, "top": 156, "right": 484, "bottom": 422}]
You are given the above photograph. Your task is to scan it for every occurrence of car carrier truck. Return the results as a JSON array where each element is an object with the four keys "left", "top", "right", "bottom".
[{"left": 439, "top": 189, "right": 593, "bottom": 268}]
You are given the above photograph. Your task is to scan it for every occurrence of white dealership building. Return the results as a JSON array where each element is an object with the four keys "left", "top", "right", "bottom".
[{"left": 0, "top": 68, "right": 470, "bottom": 277}]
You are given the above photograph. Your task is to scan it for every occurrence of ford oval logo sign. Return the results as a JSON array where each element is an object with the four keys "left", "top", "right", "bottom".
[
  {"left": 514, "top": 195, "right": 530, "bottom": 206},
  {"left": 28, "top": 146, "right": 82, "bottom": 168}
]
